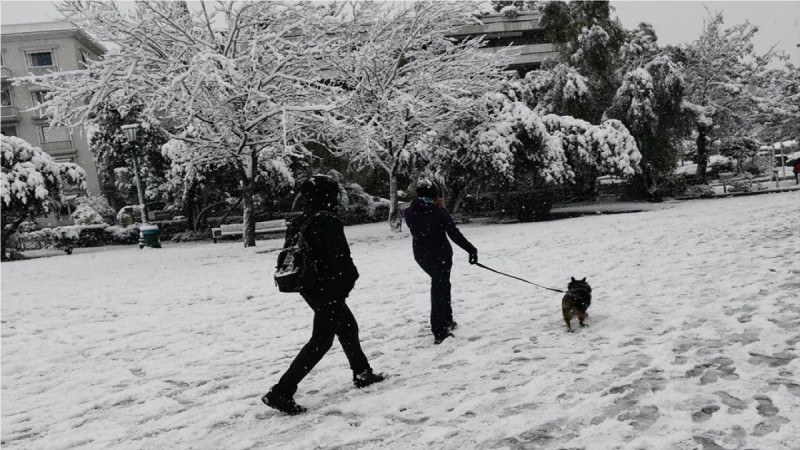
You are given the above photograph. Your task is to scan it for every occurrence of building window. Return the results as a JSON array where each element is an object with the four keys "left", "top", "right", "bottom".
[
  {"left": 1, "top": 126, "right": 18, "bottom": 137},
  {"left": 79, "top": 49, "right": 93, "bottom": 68},
  {"left": 1, "top": 88, "right": 11, "bottom": 106},
  {"left": 38, "top": 125, "right": 71, "bottom": 143},
  {"left": 28, "top": 51, "right": 54, "bottom": 67},
  {"left": 32, "top": 90, "right": 49, "bottom": 105},
  {"left": 54, "top": 156, "right": 77, "bottom": 164}
]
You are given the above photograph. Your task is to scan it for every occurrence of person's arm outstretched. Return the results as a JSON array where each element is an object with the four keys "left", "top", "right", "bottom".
[{"left": 441, "top": 209, "right": 478, "bottom": 264}]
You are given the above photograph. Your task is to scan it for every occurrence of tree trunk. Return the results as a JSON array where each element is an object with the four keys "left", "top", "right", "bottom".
[
  {"left": 184, "top": 183, "right": 197, "bottom": 231},
  {"left": 388, "top": 170, "right": 402, "bottom": 232},
  {"left": 241, "top": 150, "right": 257, "bottom": 247},
  {"left": 1, "top": 217, "right": 27, "bottom": 261},
  {"left": 695, "top": 126, "right": 710, "bottom": 184},
  {"left": 1, "top": 233, "right": 8, "bottom": 261},
  {"left": 452, "top": 189, "right": 469, "bottom": 215},
  {"left": 242, "top": 180, "right": 256, "bottom": 247}
]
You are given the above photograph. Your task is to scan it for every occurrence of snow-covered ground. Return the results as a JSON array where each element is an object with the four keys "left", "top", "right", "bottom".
[{"left": 2, "top": 192, "right": 799, "bottom": 450}]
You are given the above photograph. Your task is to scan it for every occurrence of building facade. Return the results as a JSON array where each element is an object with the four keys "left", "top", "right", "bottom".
[
  {"left": 451, "top": 10, "right": 559, "bottom": 76},
  {"left": 1, "top": 21, "right": 106, "bottom": 199}
]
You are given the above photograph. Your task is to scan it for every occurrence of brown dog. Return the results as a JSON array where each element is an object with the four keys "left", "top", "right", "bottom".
[{"left": 562, "top": 277, "right": 592, "bottom": 332}]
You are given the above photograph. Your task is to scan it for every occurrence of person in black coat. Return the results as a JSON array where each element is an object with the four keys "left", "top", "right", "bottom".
[
  {"left": 263, "top": 175, "right": 384, "bottom": 415},
  {"left": 403, "top": 179, "right": 478, "bottom": 345}
]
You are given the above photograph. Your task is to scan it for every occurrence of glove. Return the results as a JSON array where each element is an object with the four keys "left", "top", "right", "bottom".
[{"left": 469, "top": 251, "right": 478, "bottom": 265}]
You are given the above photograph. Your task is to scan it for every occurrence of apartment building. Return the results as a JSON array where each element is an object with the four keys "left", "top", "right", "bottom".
[
  {"left": 1, "top": 21, "right": 106, "bottom": 197},
  {"left": 451, "top": 10, "right": 559, "bottom": 76}
]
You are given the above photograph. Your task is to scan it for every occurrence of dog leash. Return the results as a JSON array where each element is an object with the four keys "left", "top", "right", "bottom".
[{"left": 475, "top": 262, "right": 565, "bottom": 294}]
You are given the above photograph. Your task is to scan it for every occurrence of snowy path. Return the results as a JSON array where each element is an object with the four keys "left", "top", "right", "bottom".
[{"left": 2, "top": 192, "right": 799, "bottom": 449}]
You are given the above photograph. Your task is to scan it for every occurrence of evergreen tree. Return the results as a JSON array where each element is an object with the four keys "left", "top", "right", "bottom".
[
  {"left": 538, "top": 0, "right": 627, "bottom": 123},
  {"left": 89, "top": 103, "right": 170, "bottom": 214},
  {"left": 605, "top": 56, "right": 688, "bottom": 196}
]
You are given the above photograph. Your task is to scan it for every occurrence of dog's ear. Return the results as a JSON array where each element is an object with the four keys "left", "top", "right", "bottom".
[
  {"left": 571, "top": 276, "right": 575, "bottom": 282},
  {"left": 581, "top": 277, "right": 586, "bottom": 282}
]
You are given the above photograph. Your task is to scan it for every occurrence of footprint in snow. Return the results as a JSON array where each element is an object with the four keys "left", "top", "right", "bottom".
[
  {"left": 751, "top": 395, "right": 790, "bottom": 437},
  {"left": 685, "top": 356, "right": 738, "bottom": 384},
  {"left": 747, "top": 351, "right": 797, "bottom": 367},
  {"left": 713, "top": 391, "right": 747, "bottom": 412}
]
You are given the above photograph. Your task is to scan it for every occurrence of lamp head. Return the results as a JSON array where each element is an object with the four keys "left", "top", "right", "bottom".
[{"left": 121, "top": 124, "right": 139, "bottom": 142}]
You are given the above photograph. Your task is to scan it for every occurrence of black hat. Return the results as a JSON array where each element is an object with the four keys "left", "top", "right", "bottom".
[
  {"left": 416, "top": 179, "right": 438, "bottom": 198},
  {"left": 301, "top": 175, "right": 339, "bottom": 211}
]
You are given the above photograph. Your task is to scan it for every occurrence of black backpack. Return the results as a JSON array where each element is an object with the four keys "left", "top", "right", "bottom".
[{"left": 274, "top": 212, "right": 325, "bottom": 293}]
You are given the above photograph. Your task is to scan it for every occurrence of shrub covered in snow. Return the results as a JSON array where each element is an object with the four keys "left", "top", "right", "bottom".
[
  {"left": 728, "top": 180, "right": 753, "bottom": 193},
  {"left": 1, "top": 135, "right": 86, "bottom": 260},
  {"left": 684, "top": 184, "right": 715, "bottom": 199},
  {"left": 708, "top": 155, "right": 735, "bottom": 177},
  {"left": 15, "top": 224, "right": 138, "bottom": 254},
  {"left": 74, "top": 196, "right": 117, "bottom": 224},
  {"left": 72, "top": 195, "right": 117, "bottom": 226},
  {"left": 72, "top": 204, "right": 106, "bottom": 226}
]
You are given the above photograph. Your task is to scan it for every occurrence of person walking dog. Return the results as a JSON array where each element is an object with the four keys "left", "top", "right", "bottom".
[
  {"left": 403, "top": 179, "right": 478, "bottom": 345},
  {"left": 264, "top": 175, "right": 385, "bottom": 415}
]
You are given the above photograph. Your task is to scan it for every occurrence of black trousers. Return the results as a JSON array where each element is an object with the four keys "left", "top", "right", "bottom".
[
  {"left": 417, "top": 258, "right": 454, "bottom": 339},
  {"left": 274, "top": 295, "right": 370, "bottom": 397}
]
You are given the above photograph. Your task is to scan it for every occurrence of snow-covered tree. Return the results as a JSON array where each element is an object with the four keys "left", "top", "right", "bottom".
[
  {"left": 618, "top": 23, "right": 660, "bottom": 75},
  {"left": 89, "top": 102, "right": 171, "bottom": 215},
  {"left": 72, "top": 195, "right": 116, "bottom": 225},
  {"left": 755, "top": 64, "right": 800, "bottom": 145},
  {"left": 422, "top": 89, "right": 641, "bottom": 211},
  {"left": 1, "top": 136, "right": 86, "bottom": 260},
  {"left": 321, "top": 1, "right": 512, "bottom": 231},
  {"left": 719, "top": 135, "right": 761, "bottom": 173},
  {"left": 490, "top": 1, "right": 536, "bottom": 13},
  {"left": 25, "top": 1, "right": 359, "bottom": 246},
  {"left": 521, "top": 63, "right": 593, "bottom": 119},
  {"left": 606, "top": 55, "right": 687, "bottom": 194},
  {"left": 681, "top": 11, "right": 783, "bottom": 183},
  {"left": 538, "top": 0, "right": 627, "bottom": 122}
]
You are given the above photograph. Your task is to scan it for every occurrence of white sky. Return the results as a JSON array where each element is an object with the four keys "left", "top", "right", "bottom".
[{"left": 1, "top": 0, "right": 798, "bottom": 64}]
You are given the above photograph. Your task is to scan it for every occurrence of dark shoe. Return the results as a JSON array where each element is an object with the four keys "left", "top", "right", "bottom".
[
  {"left": 447, "top": 321, "right": 458, "bottom": 331},
  {"left": 353, "top": 369, "right": 386, "bottom": 388},
  {"left": 434, "top": 332, "right": 454, "bottom": 345},
  {"left": 262, "top": 388, "right": 306, "bottom": 415}
]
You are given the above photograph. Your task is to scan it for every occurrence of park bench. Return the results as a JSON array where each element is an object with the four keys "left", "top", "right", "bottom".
[{"left": 212, "top": 219, "right": 288, "bottom": 243}]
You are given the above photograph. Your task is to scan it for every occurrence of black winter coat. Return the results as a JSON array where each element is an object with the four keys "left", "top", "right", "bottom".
[
  {"left": 403, "top": 197, "right": 476, "bottom": 264},
  {"left": 283, "top": 210, "right": 359, "bottom": 300}
]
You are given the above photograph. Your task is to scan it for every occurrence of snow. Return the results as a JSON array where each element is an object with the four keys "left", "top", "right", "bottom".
[{"left": 2, "top": 192, "right": 800, "bottom": 449}]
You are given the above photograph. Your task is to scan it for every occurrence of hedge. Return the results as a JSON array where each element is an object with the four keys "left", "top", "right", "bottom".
[{"left": 14, "top": 224, "right": 139, "bottom": 254}]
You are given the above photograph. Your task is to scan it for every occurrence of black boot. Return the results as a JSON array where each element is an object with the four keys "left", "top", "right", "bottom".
[
  {"left": 353, "top": 369, "right": 386, "bottom": 388},
  {"left": 447, "top": 321, "right": 458, "bottom": 331},
  {"left": 262, "top": 387, "right": 306, "bottom": 415},
  {"left": 434, "top": 332, "right": 454, "bottom": 345}
]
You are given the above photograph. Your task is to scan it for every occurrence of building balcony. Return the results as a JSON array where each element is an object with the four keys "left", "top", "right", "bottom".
[
  {"left": 1, "top": 66, "right": 12, "bottom": 81},
  {"left": 453, "top": 11, "right": 546, "bottom": 37},
  {"left": 27, "top": 65, "right": 59, "bottom": 76},
  {"left": 31, "top": 107, "right": 51, "bottom": 121},
  {"left": 1, "top": 105, "right": 20, "bottom": 122},
  {"left": 40, "top": 140, "right": 75, "bottom": 156},
  {"left": 479, "top": 43, "right": 558, "bottom": 69}
]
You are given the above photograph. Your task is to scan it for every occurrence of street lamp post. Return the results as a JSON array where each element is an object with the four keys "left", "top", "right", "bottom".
[{"left": 121, "top": 124, "right": 148, "bottom": 224}]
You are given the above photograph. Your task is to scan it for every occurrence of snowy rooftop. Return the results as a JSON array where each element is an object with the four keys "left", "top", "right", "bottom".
[{"left": 1, "top": 21, "right": 106, "bottom": 54}]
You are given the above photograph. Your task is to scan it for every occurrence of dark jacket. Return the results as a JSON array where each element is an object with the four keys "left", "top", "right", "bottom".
[
  {"left": 284, "top": 209, "right": 359, "bottom": 300},
  {"left": 403, "top": 197, "right": 476, "bottom": 264}
]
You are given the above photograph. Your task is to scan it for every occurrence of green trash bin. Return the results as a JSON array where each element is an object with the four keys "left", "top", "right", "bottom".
[{"left": 139, "top": 224, "right": 161, "bottom": 249}]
